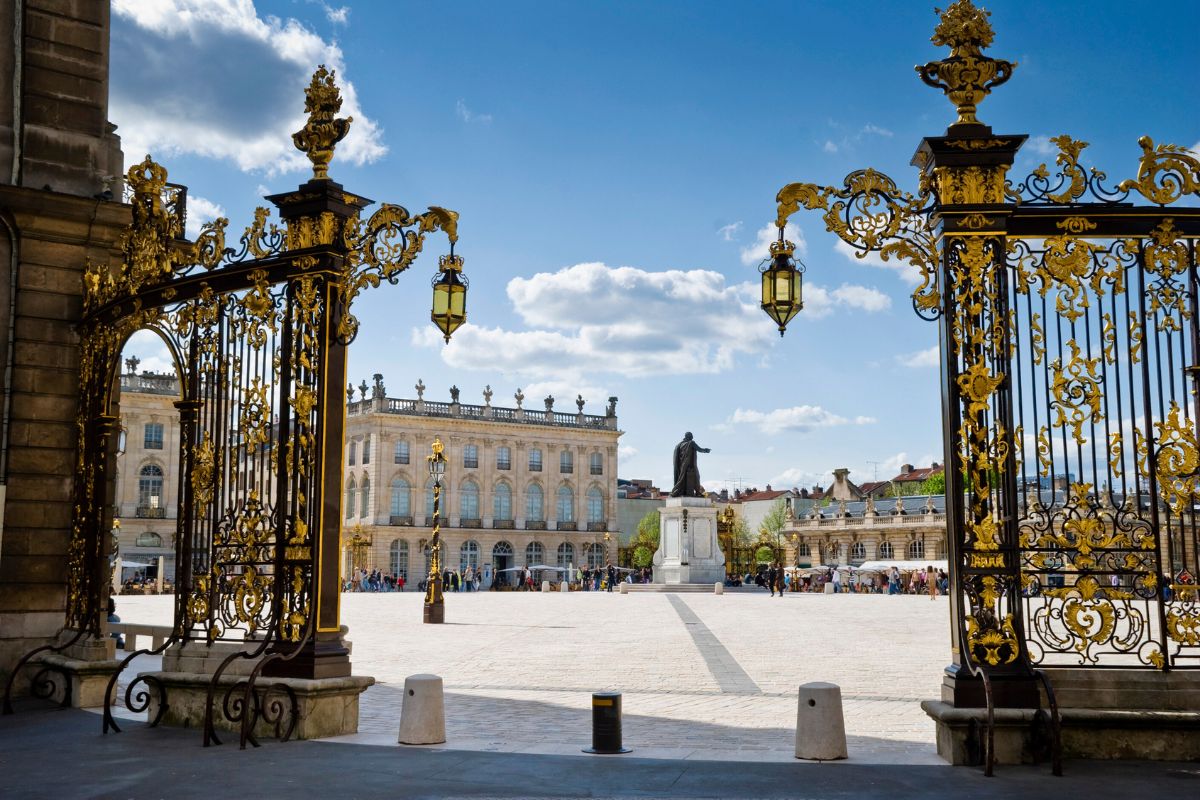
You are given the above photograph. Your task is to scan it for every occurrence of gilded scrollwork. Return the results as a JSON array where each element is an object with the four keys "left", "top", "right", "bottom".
[
  {"left": 1153, "top": 402, "right": 1199, "bottom": 517},
  {"left": 775, "top": 169, "right": 939, "bottom": 315},
  {"left": 1119, "top": 136, "right": 1200, "bottom": 206},
  {"left": 1049, "top": 340, "right": 1102, "bottom": 445}
]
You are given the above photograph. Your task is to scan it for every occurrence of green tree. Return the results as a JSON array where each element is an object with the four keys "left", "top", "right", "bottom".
[
  {"left": 628, "top": 510, "right": 661, "bottom": 567},
  {"left": 758, "top": 498, "right": 788, "bottom": 542},
  {"left": 921, "top": 471, "right": 946, "bottom": 495},
  {"left": 754, "top": 544, "right": 775, "bottom": 564},
  {"left": 731, "top": 515, "right": 753, "bottom": 547}
]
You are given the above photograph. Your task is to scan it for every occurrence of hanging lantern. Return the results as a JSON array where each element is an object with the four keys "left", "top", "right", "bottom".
[
  {"left": 760, "top": 235, "right": 803, "bottom": 336},
  {"left": 431, "top": 252, "right": 468, "bottom": 343}
]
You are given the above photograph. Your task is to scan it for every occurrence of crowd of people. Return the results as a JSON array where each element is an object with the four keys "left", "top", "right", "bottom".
[{"left": 728, "top": 563, "right": 949, "bottom": 596}]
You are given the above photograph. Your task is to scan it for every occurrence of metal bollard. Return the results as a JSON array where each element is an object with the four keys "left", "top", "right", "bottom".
[{"left": 583, "top": 692, "right": 630, "bottom": 754}]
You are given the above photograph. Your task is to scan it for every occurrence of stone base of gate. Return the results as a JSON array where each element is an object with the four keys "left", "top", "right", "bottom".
[
  {"left": 141, "top": 670, "right": 375, "bottom": 740},
  {"left": 26, "top": 646, "right": 122, "bottom": 709},
  {"left": 923, "top": 700, "right": 1200, "bottom": 764}
]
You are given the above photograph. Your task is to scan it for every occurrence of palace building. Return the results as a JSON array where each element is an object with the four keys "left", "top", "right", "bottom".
[
  {"left": 341, "top": 376, "right": 622, "bottom": 587},
  {"left": 108, "top": 370, "right": 624, "bottom": 589}
]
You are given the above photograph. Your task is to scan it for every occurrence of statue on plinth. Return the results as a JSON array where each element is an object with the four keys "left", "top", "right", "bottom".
[{"left": 670, "top": 432, "right": 711, "bottom": 498}]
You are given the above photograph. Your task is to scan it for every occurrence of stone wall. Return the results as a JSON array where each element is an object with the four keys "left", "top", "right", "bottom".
[{"left": 0, "top": 0, "right": 125, "bottom": 691}]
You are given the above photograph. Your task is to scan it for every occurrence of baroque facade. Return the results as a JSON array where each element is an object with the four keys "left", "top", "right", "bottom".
[
  {"left": 784, "top": 495, "right": 948, "bottom": 568},
  {"left": 343, "top": 377, "right": 622, "bottom": 586},
  {"left": 112, "top": 366, "right": 180, "bottom": 580}
]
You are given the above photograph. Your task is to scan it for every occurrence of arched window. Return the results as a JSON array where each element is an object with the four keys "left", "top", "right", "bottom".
[
  {"left": 587, "top": 487, "right": 603, "bottom": 523},
  {"left": 345, "top": 477, "right": 357, "bottom": 519},
  {"left": 390, "top": 478, "right": 410, "bottom": 516},
  {"left": 138, "top": 464, "right": 164, "bottom": 510},
  {"left": 907, "top": 539, "right": 924, "bottom": 560},
  {"left": 583, "top": 542, "right": 603, "bottom": 568},
  {"left": 460, "top": 540, "right": 480, "bottom": 569},
  {"left": 556, "top": 486, "right": 574, "bottom": 522},
  {"left": 135, "top": 531, "right": 163, "bottom": 548},
  {"left": 850, "top": 542, "right": 867, "bottom": 563},
  {"left": 557, "top": 542, "right": 575, "bottom": 569},
  {"left": 879, "top": 541, "right": 895, "bottom": 559},
  {"left": 560, "top": 450, "right": 573, "bottom": 474},
  {"left": 590, "top": 452, "right": 603, "bottom": 475},
  {"left": 493, "top": 482, "right": 513, "bottom": 521},
  {"left": 525, "top": 484, "right": 544, "bottom": 521},
  {"left": 390, "top": 539, "right": 409, "bottom": 579},
  {"left": 461, "top": 479, "right": 480, "bottom": 520},
  {"left": 525, "top": 541, "right": 544, "bottom": 565},
  {"left": 360, "top": 477, "right": 370, "bottom": 518},
  {"left": 492, "top": 540, "right": 513, "bottom": 556}
]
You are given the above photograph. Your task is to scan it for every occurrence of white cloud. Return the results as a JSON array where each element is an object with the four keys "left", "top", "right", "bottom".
[
  {"left": 729, "top": 405, "right": 876, "bottom": 435},
  {"left": 1026, "top": 135, "right": 1058, "bottom": 156},
  {"left": 618, "top": 444, "right": 638, "bottom": 459},
  {"left": 413, "top": 262, "right": 775, "bottom": 379},
  {"left": 122, "top": 329, "right": 177, "bottom": 375},
  {"left": 184, "top": 194, "right": 226, "bottom": 240},
  {"left": 823, "top": 140, "right": 839, "bottom": 154},
  {"left": 111, "top": 0, "right": 386, "bottom": 175},
  {"left": 861, "top": 124, "right": 894, "bottom": 137},
  {"left": 740, "top": 221, "right": 805, "bottom": 266},
  {"left": 801, "top": 282, "right": 891, "bottom": 320},
  {"left": 834, "top": 239, "right": 921, "bottom": 285},
  {"left": 898, "top": 345, "right": 939, "bottom": 368},
  {"left": 768, "top": 467, "right": 824, "bottom": 488},
  {"left": 718, "top": 221, "right": 743, "bottom": 242},
  {"left": 319, "top": 2, "right": 350, "bottom": 25},
  {"left": 456, "top": 99, "right": 493, "bottom": 124}
]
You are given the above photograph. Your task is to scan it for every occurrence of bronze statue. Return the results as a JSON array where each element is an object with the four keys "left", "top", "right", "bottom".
[{"left": 670, "top": 432, "right": 710, "bottom": 497}]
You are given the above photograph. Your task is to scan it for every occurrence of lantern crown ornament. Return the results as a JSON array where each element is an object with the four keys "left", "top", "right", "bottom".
[
  {"left": 916, "top": 1, "right": 1015, "bottom": 130},
  {"left": 292, "top": 64, "right": 353, "bottom": 180},
  {"left": 427, "top": 437, "right": 447, "bottom": 478}
]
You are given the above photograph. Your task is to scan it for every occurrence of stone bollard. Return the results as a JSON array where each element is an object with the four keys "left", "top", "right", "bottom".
[
  {"left": 619, "top": 582, "right": 628, "bottom": 594},
  {"left": 794, "top": 682, "right": 847, "bottom": 760},
  {"left": 560, "top": 580, "right": 570, "bottom": 592},
  {"left": 714, "top": 582, "right": 724, "bottom": 595},
  {"left": 541, "top": 580, "right": 551, "bottom": 592},
  {"left": 398, "top": 674, "right": 445, "bottom": 745},
  {"left": 823, "top": 582, "right": 835, "bottom": 594}
]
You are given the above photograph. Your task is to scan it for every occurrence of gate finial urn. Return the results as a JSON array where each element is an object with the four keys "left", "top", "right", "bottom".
[{"left": 292, "top": 65, "right": 353, "bottom": 180}]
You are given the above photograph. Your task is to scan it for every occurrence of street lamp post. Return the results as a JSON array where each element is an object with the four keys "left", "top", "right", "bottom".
[{"left": 424, "top": 438, "right": 447, "bottom": 623}]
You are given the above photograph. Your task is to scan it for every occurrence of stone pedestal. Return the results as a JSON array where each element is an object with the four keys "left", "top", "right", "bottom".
[
  {"left": 144, "top": 670, "right": 374, "bottom": 740},
  {"left": 653, "top": 497, "right": 724, "bottom": 585},
  {"left": 923, "top": 668, "right": 1200, "bottom": 764}
]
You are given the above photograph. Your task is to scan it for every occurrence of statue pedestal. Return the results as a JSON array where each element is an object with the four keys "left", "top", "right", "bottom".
[{"left": 653, "top": 497, "right": 724, "bottom": 584}]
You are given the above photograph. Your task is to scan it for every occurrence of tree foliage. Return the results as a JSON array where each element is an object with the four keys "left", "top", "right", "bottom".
[
  {"left": 758, "top": 498, "right": 789, "bottom": 540},
  {"left": 921, "top": 471, "right": 946, "bottom": 495},
  {"left": 754, "top": 545, "right": 775, "bottom": 564},
  {"left": 627, "top": 511, "right": 661, "bottom": 568}
]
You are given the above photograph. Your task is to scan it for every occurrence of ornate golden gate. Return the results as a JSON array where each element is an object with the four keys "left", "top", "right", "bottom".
[
  {"left": 3, "top": 68, "right": 467, "bottom": 748},
  {"left": 770, "top": 0, "right": 1200, "bottom": 774}
]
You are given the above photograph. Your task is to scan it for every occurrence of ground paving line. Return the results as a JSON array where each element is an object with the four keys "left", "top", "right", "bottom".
[{"left": 665, "top": 594, "right": 762, "bottom": 695}]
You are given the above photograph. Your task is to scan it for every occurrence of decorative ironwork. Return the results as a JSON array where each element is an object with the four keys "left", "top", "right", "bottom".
[
  {"left": 4, "top": 67, "right": 465, "bottom": 746},
  {"left": 767, "top": 1, "right": 1200, "bottom": 749}
]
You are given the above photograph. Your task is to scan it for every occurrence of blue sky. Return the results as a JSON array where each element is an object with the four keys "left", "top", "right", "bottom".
[{"left": 109, "top": 0, "right": 1200, "bottom": 492}]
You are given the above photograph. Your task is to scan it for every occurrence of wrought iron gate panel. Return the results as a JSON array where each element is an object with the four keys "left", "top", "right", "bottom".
[{"left": 1007, "top": 219, "right": 1200, "bottom": 668}]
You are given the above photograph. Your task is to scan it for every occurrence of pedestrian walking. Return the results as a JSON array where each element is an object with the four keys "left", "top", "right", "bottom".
[{"left": 606, "top": 562, "right": 616, "bottom": 592}]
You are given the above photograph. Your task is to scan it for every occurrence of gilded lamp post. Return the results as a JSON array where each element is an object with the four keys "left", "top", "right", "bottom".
[{"left": 424, "top": 438, "right": 447, "bottom": 623}]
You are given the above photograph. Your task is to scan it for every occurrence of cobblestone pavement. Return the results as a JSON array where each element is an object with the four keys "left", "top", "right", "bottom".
[{"left": 114, "top": 590, "right": 951, "bottom": 764}]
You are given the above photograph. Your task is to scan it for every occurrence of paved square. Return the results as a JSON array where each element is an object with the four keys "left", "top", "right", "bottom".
[{"left": 113, "top": 590, "right": 952, "bottom": 764}]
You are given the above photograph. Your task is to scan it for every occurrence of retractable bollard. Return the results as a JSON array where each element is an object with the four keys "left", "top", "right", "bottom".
[
  {"left": 397, "top": 674, "right": 446, "bottom": 745},
  {"left": 583, "top": 692, "right": 630, "bottom": 754},
  {"left": 794, "top": 682, "right": 847, "bottom": 760}
]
